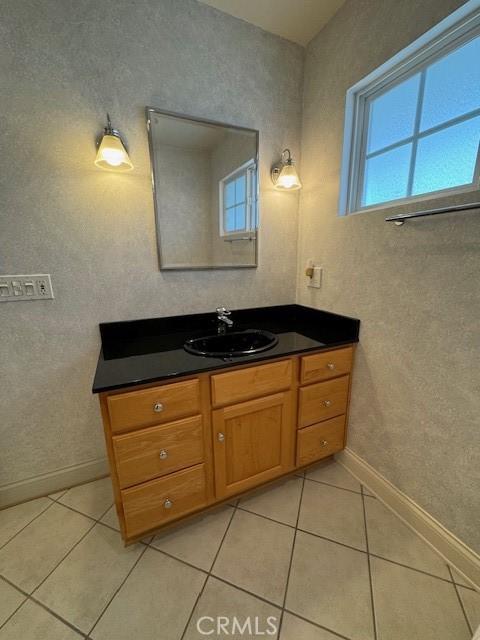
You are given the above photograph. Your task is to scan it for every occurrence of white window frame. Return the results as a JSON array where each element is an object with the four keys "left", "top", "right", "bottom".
[
  {"left": 338, "top": 0, "right": 480, "bottom": 216},
  {"left": 219, "top": 158, "right": 258, "bottom": 238}
]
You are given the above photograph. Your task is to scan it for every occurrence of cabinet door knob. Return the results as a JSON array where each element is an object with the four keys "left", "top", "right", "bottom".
[
  {"left": 327, "top": 362, "right": 335, "bottom": 370},
  {"left": 159, "top": 449, "right": 168, "bottom": 460},
  {"left": 323, "top": 399, "right": 332, "bottom": 407},
  {"left": 320, "top": 439, "right": 328, "bottom": 447},
  {"left": 153, "top": 402, "right": 164, "bottom": 413},
  {"left": 217, "top": 432, "right": 225, "bottom": 443},
  {"left": 163, "top": 498, "right": 173, "bottom": 509}
]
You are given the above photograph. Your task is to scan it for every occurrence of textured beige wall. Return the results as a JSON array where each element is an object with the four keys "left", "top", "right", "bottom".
[
  {"left": 297, "top": 0, "right": 480, "bottom": 551},
  {"left": 0, "top": 0, "right": 303, "bottom": 490}
]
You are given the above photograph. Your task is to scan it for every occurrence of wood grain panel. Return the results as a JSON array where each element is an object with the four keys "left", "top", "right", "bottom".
[
  {"left": 122, "top": 464, "right": 207, "bottom": 538},
  {"left": 107, "top": 379, "right": 200, "bottom": 433},
  {"left": 298, "top": 375, "right": 349, "bottom": 428},
  {"left": 301, "top": 346, "right": 353, "bottom": 384},
  {"left": 296, "top": 415, "right": 346, "bottom": 467},
  {"left": 212, "top": 391, "right": 295, "bottom": 498},
  {"left": 113, "top": 415, "right": 204, "bottom": 489},
  {"left": 211, "top": 359, "right": 292, "bottom": 406}
]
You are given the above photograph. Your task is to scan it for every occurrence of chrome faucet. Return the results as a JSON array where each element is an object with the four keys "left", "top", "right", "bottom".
[{"left": 216, "top": 306, "right": 233, "bottom": 333}]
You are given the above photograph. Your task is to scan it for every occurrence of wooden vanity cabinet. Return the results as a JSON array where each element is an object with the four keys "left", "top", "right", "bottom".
[
  {"left": 99, "top": 344, "right": 355, "bottom": 544},
  {"left": 213, "top": 391, "right": 295, "bottom": 498}
]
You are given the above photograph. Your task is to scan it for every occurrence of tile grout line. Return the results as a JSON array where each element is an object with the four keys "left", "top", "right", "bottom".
[
  {"left": 235, "top": 504, "right": 296, "bottom": 529},
  {"left": 210, "top": 574, "right": 283, "bottom": 610},
  {"left": 283, "top": 607, "right": 355, "bottom": 640},
  {"left": 0, "top": 574, "right": 87, "bottom": 638},
  {"left": 297, "top": 526, "right": 367, "bottom": 554},
  {"left": 87, "top": 542, "right": 149, "bottom": 637},
  {"left": 361, "top": 485, "right": 378, "bottom": 640},
  {"left": 129, "top": 502, "right": 468, "bottom": 613},
  {"left": 447, "top": 565, "right": 473, "bottom": 636},
  {"left": 0, "top": 502, "right": 115, "bottom": 636},
  {"left": 47, "top": 496, "right": 108, "bottom": 523},
  {"left": 29, "top": 525, "right": 97, "bottom": 595},
  {"left": 277, "top": 474, "right": 306, "bottom": 638},
  {"left": 0, "top": 499, "right": 55, "bottom": 552},
  {"left": 28, "top": 596, "right": 89, "bottom": 638},
  {"left": 3, "top": 477, "right": 474, "bottom": 639},
  {"left": 368, "top": 553, "right": 461, "bottom": 586},
  {"left": 10, "top": 494, "right": 465, "bottom": 635},
  {"left": 179, "top": 503, "right": 238, "bottom": 640},
  {"left": 303, "top": 475, "right": 375, "bottom": 497},
  {"left": 144, "top": 512, "right": 286, "bottom": 613},
  {"left": 30, "top": 501, "right": 115, "bottom": 599},
  {"left": 0, "top": 575, "right": 30, "bottom": 633},
  {"left": 294, "top": 523, "right": 464, "bottom": 588}
]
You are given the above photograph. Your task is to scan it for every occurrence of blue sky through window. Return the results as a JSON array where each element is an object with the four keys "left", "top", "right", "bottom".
[
  {"left": 224, "top": 173, "right": 247, "bottom": 232},
  {"left": 360, "top": 32, "right": 480, "bottom": 208}
]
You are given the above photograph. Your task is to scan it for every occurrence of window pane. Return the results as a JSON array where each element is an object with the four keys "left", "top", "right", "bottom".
[
  {"left": 367, "top": 74, "right": 420, "bottom": 154},
  {"left": 225, "top": 181, "right": 235, "bottom": 208},
  {"left": 224, "top": 208, "right": 236, "bottom": 232},
  {"left": 362, "top": 143, "right": 412, "bottom": 207},
  {"left": 421, "top": 36, "right": 480, "bottom": 131},
  {"left": 412, "top": 116, "right": 480, "bottom": 195},
  {"left": 234, "top": 204, "right": 246, "bottom": 231},
  {"left": 235, "top": 174, "right": 246, "bottom": 203}
]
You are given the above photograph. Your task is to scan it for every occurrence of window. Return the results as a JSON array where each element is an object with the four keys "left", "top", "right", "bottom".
[
  {"left": 339, "top": 2, "right": 480, "bottom": 214},
  {"left": 220, "top": 160, "right": 258, "bottom": 237}
]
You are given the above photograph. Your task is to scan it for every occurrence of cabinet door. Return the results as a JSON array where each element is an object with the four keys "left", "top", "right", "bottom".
[{"left": 212, "top": 391, "right": 295, "bottom": 499}]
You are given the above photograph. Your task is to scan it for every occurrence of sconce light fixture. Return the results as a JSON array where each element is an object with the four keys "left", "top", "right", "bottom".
[
  {"left": 271, "top": 148, "right": 302, "bottom": 191},
  {"left": 95, "top": 113, "right": 133, "bottom": 172}
]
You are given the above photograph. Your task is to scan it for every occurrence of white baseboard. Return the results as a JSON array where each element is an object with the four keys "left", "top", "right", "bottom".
[
  {"left": 336, "top": 448, "right": 480, "bottom": 590},
  {"left": 0, "top": 457, "right": 109, "bottom": 509}
]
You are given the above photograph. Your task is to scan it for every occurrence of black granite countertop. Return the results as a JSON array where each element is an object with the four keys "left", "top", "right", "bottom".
[{"left": 92, "top": 304, "right": 360, "bottom": 393}]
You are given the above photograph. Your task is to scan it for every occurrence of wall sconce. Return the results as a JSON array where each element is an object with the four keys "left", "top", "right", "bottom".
[
  {"left": 271, "top": 148, "right": 302, "bottom": 191},
  {"left": 95, "top": 113, "right": 133, "bottom": 172}
]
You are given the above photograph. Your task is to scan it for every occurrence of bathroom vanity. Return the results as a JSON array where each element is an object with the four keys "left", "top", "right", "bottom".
[{"left": 93, "top": 305, "right": 360, "bottom": 544}]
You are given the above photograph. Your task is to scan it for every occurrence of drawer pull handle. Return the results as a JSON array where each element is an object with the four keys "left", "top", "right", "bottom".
[
  {"left": 163, "top": 498, "right": 173, "bottom": 509},
  {"left": 327, "top": 362, "right": 335, "bottom": 370},
  {"left": 320, "top": 440, "right": 328, "bottom": 447},
  {"left": 323, "top": 400, "right": 332, "bottom": 407},
  {"left": 153, "top": 402, "right": 164, "bottom": 413},
  {"left": 159, "top": 449, "right": 168, "bottom": 460},
  {"left": 217, "top": 432, "right": 225, "bottom": 443}
]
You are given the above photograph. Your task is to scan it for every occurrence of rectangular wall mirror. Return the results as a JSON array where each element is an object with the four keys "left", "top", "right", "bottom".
[{"left": 146, "top": 108, "right": 259, "bottom": 270}]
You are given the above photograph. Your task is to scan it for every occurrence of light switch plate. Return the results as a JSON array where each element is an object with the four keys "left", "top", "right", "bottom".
[
  {"left": 307, "top": 266, "right": 322, "bottom": 289},
  {"left": 0, "top": 274, "right": 54, "bottom": 301}
]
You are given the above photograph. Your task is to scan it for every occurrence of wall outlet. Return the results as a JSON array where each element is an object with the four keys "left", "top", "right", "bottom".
[
  {"left": 0, "top": 274, "right": 54, "bottom": 302},
  {"left": 307, "top": 266, "right": 322, "bottom": 289}
]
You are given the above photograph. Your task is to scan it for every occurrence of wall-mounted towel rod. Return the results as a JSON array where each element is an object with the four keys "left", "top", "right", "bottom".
[
  {"left": 385, "top": 201, "right": 480, "bottom": 225},
  {"left": 223, "top": 236, "right": 254, "bottom": 242}
]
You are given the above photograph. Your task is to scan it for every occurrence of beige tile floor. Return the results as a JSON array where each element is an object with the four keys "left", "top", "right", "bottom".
[{"left": 0, "top": 462, "right": 478, "bottom": 640}]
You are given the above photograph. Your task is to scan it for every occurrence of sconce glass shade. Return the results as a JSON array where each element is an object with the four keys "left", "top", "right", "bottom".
[
  {"left": 95, "top": 134, "right": 133, "bottom": 171},
  {"left": 95, "top": 114, "right": 133, "bottom": 172},
  {"left": 275, "top": 163, "right": 302, "bottom": 190},
  {"left": 271, "top": 149, "right": 302, "bottom": 190}
]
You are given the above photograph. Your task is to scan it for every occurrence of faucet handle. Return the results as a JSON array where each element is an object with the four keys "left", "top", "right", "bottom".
[{"left": 216, "top": 306, "right": 231, "bottom": 316}]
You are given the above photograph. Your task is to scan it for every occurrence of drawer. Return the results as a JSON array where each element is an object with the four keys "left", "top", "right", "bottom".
[
  {"left": 122, "top": 464, "right": 207, "bottom": 538},
  {"left": 107, "top": 379, "right": 201, "bottom": 434},
  {"left": 298, "top": 375, "right": 349, "bottom": 428},
  {"left": 301, "top": 346, "right": 354, "bottom": 384},
  {"left": 296, "top": 415, "right": 346, "bottom": 466},
  {"left": 211, "top": 359, "right": 292, "bottom": 406},
  {"left": 113, "top": 415, "right": 204, "bottom": 489}
]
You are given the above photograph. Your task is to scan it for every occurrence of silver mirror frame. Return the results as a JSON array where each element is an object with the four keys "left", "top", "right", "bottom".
[{"left": 145, "top": 107, "right": 259, "bottom": 271}]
